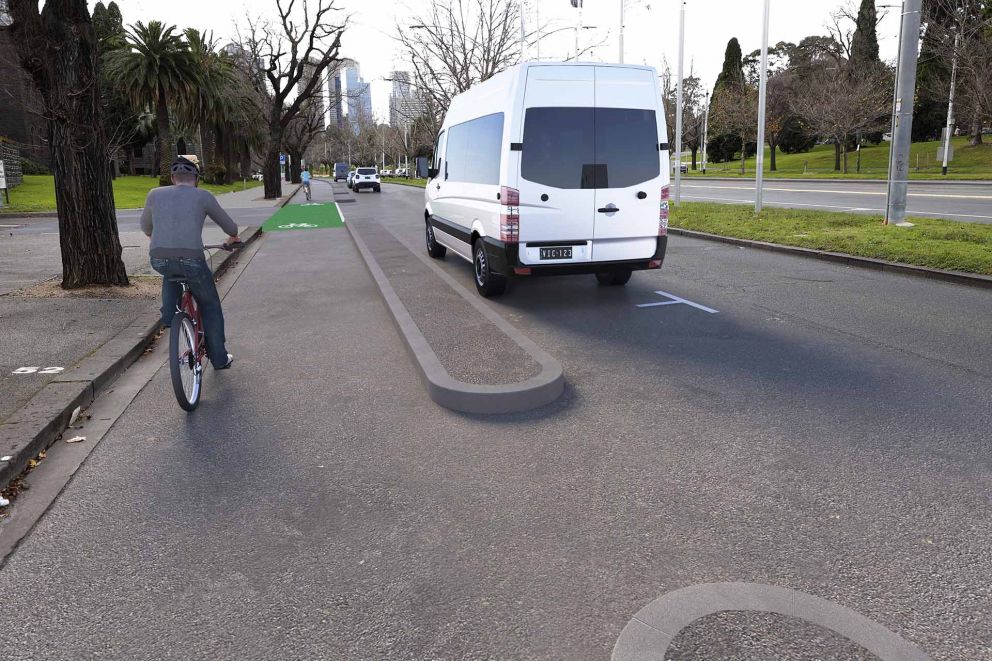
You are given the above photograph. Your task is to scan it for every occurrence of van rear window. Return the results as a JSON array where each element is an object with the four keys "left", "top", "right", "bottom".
[{"left": 521, "top": 107, "right": 659, "bottom": 189}]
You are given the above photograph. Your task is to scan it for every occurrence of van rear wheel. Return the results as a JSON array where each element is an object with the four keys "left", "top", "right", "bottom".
[
  {"left": 595, "top": 270, "right": 632, "bottom": 286},
  {"left": 473, "top": 240, "right": 506, "bottom": 297},
  {"left": 426, "top": 220, "right": 446, "bottom": 259}
]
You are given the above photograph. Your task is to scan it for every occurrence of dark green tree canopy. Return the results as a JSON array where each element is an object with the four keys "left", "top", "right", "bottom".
[
  {"left": 850, "top": 0, "right": 880, "bottom": 64},
  {"left": 714, "top": 37, "right": 744, "bottom": 92}
]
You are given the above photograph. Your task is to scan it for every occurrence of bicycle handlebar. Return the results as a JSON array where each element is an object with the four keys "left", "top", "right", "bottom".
[{"left": 203, "top": 241, "right": 244, "bottom": 252}]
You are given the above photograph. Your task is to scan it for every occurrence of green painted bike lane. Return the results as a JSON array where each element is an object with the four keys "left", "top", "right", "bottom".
[{"left": 261, "top": 202, "right": 344, "bottom": 232}]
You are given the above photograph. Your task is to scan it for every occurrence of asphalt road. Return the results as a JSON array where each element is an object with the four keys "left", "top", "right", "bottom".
[
  {"left": 679, "top": 179, "right": 992, "bottom": 223},
  {"left": 1, "top": 180, "right": 989, "bottom": 659}
]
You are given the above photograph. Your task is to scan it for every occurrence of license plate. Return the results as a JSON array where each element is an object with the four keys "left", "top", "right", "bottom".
[{"left": 539, "top": 247, "right": 572, "bottom": 260}]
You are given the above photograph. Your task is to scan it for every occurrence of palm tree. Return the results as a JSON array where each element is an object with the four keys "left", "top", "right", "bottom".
[
  {"left": 182, "top": 29, "right": 237, "bottom": 181},
  {"left": 105, "top": 21, "right": 198, "bottom": 184}
]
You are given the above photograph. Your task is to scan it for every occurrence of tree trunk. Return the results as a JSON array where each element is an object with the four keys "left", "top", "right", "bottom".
[
  {"left": 740, "top": 134, "right": 747, "bottom": 174},
  {"left": 156, "top": 85, "right": 174, "bottom": 186},
  {"left": 290, "top": 149, "right": 302, "bottom": 183},
  {"left": 240, "top": 143, "right": 251, "bottom": 184},
  {"left": 842, "top": 141, "right": 849, "bottom": 174},
  {"left": 834, "top": 140, "right": 842, "bottom": 171},
  {"left": 8, "top": 0, "right": 129, "bottom": 288},
  {"left": 970, "top": 119, "right": 983, "bottom": 146},
  {"left": 223, "top": 140, "right": 236, "bottom": 185},
  {"left": 691, "top": 147, "right": 698, "bottom": 170},
  {"left": 769, "top": 141, "right": 777, "bottom": 171},
  {"left": 263, "top": 139, "right": 283, "bottom": 199}
]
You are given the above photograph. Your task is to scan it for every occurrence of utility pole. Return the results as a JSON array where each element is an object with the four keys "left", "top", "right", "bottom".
[
  {"left": 701, "top": 93, "right": 709, "bottom": 175},
  {"left": 754, "top": 0, "right": 770, "bottom": 212},
  {"left": 619, "top": 0, "right": 625, "bottom": 63},
  {"left": 673, "top": 0, "right": 686, "bottom": 205},
  {"left": 885, "top": 0, "right": 923, "bottom": 225},
  {"left": 941, "top": 30, "right": 960, "bottom": 176}
]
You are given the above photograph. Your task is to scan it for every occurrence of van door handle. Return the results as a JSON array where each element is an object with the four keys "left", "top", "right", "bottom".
[
  {"left": 435, "top": 183, "right": 440, "bottom": 190},
  {"left": 597, "top": 206, "right": 619, "bottom": 213}
]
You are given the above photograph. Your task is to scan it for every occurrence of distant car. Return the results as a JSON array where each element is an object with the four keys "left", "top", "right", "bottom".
[
  {"left": 671, "top": 162, "right": 688, "bottom": 174},
  {"left": 353, "top": 166, "right": 381, "bottom": 193},
  {"left": 382, "top": 169, "right": 392, "bottom": 176},
  {"left": 395, "top": 168, "right": 407, "bottom": 177},
  {"left": 251, "top": 171, "right": 264, "bottom": 181},
  {"left": 346, "top": 170, "right": 357, "bottom": 189}
]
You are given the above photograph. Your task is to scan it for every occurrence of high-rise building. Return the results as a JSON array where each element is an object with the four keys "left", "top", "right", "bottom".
[
  {"left": 389, "top": 70, "right": 427, "bottom": 132},
  {"left": 343, "top": 61, "right": 372, "bottom": 132}
]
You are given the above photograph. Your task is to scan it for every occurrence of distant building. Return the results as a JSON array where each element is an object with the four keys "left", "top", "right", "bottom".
[
  {"left": 0, "top": 2, "right": 50, "bottom": 168},
  {"left": 299, "top": 58, "right": 326, "bottom": 131},
  {"left": 388, "top": 70, "right": 427, "bottom": 133},
  {"left": 342, "top": 61, "right": 372, "bottom": 132}
]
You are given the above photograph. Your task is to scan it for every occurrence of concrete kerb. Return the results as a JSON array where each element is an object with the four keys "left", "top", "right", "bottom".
[
  {"left": 669, "top": 227, "right": 992, "bottom": 290},
  {"left": 342, "top": 210, "right": 565, "bottom": 415},
  {"left": 0, "top": 224, "right": 264, "bottom": 492}
]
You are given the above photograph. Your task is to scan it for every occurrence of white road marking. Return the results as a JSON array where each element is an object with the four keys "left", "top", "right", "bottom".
[
  {"left": 11, "top": 366, "right": 64, "bottom": 375},
  {"left": 637, "top": 290, "right": 718, "bottom": 314},
  {"left": 0, "top": 224, "right": 24, "bottom": 228},
  {"left": 681, "top": 183, "right": 992, "bottom": 200}
]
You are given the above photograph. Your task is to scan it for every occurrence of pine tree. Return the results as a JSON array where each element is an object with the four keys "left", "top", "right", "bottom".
[
  {"left": 714, "top": 38, "right": 744, "bottom": 92},
  {"left": 850, "top": 0, "right": 879, "bottom": 65}
]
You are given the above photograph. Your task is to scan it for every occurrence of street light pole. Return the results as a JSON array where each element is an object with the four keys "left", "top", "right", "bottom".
[
  {"left": 754, "top": 0, "right": 771, "bottom": 213},
  {"left": 885, "top": 0, "right": 923, "bottom": 225},
  {"left": 701, "top": 93, "right": 710, "bottom": 175},
  {"left": 673, "top": 0, "right": 686, "bottom": 205},
  {"left": 941, "top": 30, "right": 960, "bottom": 176}
]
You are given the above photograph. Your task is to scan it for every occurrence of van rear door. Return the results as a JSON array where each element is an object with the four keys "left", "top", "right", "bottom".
[
  {"left": 517, "top": 66, "right": 596, "bottom": 264},
  {"left": 591, "top": 67, "right": 664, "bottom": 262}
]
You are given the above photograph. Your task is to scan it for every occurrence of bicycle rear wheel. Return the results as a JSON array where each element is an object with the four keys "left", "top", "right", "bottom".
[{"left": 169, "top": 311, "right": 202, "bottom": 411}]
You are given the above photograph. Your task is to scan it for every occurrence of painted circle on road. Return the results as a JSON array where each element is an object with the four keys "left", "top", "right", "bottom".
[{"left": 611, "top": 582, "right": 931, "bottom": 661}]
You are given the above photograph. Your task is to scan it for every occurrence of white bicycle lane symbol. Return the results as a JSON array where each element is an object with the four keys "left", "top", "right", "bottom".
[{"left": 277, "top": 223, "right": 318, "bottom": 229}]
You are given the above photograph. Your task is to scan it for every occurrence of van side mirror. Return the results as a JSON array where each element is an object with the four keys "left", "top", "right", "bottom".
[{"left": 427, "top": 167, "right": 438, "bottom": 179}]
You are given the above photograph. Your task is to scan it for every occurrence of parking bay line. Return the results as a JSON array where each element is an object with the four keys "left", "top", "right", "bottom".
[{"left": 637, "top": 290, "right": 719, "bottom": 314}]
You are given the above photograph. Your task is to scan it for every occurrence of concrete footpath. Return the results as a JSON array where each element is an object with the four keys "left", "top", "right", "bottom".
[{"left": 0, "top": 184, "right": 299, "bottom": 492}]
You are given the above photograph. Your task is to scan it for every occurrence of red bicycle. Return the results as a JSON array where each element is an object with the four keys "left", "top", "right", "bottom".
[{"left": 168, "top": 243, "right": 239, "bottom": 411}]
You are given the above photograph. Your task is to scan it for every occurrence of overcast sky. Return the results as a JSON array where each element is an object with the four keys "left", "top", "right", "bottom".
[{"left": 96, "top": 0, "right": 901, "bottom": 121}]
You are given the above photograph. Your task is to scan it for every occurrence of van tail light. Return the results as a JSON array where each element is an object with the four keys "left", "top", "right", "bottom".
[
  {"left": 659, "top": 185, "right": 670, "bottom": 237},
  {"left": 500, "top": 186, "right": 520, "bottom": 243}
]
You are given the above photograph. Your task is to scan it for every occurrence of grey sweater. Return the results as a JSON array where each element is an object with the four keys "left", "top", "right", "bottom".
[{"left": 140, "top": 185, "right": 239, "bottom": 259}]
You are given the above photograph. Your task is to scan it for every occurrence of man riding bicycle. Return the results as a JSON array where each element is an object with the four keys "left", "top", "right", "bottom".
[
  {"left": 301, "top": 167, "right": 312, "bottom": 199},
  {"left": 141, "top": 157, "right": 241, "bottom": 370}
]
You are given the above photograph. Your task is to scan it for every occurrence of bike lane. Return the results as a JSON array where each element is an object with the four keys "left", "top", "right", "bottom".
[{"left": 0, "top": 179, "right": 988, "bottom": 659}]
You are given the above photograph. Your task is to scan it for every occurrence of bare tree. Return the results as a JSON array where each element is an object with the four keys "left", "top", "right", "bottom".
[
  {"left": 791, "top": 66, "right": 891, "bottom": 173},
  {"left": 709, "top": 83, "right": 759, "bottom": 174},
  {"left": 7, "top": 0, "right": 128, "bottom": 288},
  {"left": 283, "top": 100, "right": 325, "bottom": 183},
  {"left": 238, "top": 0, "right": 344, "bottom": 198},
  {"left": 923, "top": 0, "right": 992, "bottom": 146}
]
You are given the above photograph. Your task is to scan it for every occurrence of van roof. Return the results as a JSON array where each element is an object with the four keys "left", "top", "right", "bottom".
[{"left": 443, "top": 62, "right": 659, "bottom": 128}]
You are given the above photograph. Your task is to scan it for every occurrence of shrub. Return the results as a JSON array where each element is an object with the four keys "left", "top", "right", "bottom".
[
  {"left": 204, "top": 164, "right": 227, "bottom": 185},
  {"left": 21, "top": 156, "right": 50, "bottom": 175}
]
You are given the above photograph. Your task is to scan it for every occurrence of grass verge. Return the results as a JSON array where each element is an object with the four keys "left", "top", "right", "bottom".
[
  {"left": 0, "top": 175, "right": 263, "bottom": 213},
  {"left": 671, "top": 202, "right": 992, "bottom": 275},
  {"left": 682, "top": 137, "right": 992, "bottom": 180},
  {"left": 382, "top": 177, "right": 427, "bottom": 188}
]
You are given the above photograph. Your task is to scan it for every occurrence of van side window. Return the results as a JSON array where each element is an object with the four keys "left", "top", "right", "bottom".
[
  {"left": 445, "top": 112, "right": 504, "bottom": 185},
  {"left": 521, "top": 107, "right": 660, "bottom": 189},
  {"left": 434, "top": 131, "right": 446, "bottom": 175}
]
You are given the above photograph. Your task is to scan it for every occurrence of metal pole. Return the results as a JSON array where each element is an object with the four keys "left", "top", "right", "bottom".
[
  {"left": 519, "top": 0, "right": 526, "bottom": 60},
  {"left": 701, "top": 93, "right": 709, "bottom": 174},
  {"left": 673, "top": 0, "right": 685, "bottom": 204},
  {"left": 754, "top": 0, "right": 770, "bottom": 213},
  {"left": 536, "top": 0, "right": 540, "bottom": 59},
  {"left": 942, "top": 31, "right": 960, "bottom": 175},
  {"left": 885, "top": 0, "right": 923, "bottom": 225},
  {"left": 619, "top": 0, "right": 624, "bottom": 63}
]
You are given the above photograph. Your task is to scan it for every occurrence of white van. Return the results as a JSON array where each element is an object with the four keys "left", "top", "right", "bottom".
[{"left": 424, "top": 62, "right": 671, "bottom": 297}]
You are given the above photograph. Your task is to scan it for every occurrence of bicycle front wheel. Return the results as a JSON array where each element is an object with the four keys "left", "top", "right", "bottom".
[{"left": 169, "top": 311, "right": 202, "bottom": 411}]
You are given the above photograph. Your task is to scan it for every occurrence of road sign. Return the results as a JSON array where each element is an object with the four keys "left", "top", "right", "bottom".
[{"left": 279, "top": 153, "right": 286, "bottom": 165}]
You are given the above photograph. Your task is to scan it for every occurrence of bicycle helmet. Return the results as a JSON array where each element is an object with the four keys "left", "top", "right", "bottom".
[{"left": 170, "top": 157, "right": 200, "bottom": 177}]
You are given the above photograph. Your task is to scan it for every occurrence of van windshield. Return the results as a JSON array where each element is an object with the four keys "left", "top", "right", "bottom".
[{"left": 521, "top": 107, "right": 660, "bottom": 189}]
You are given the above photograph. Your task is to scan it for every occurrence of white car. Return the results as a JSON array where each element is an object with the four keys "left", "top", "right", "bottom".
[
  {"left": 382, "top": 169, "right": 392, "bottom": 176},
  {"left": 353, "top": 167, "right": 381, "bottom": 193},
  {"left": 424, "top": 61, "right": 670, "bottom": 297},
  {"left": 395, "top": 168, "right": 408, "bottom": 177}
]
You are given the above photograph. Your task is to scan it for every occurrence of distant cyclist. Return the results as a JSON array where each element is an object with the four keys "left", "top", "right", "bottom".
[
  {"left": 140, "top": 157, "right": 241, "bottom": 370},
  {"left": 301, "top": 167, "right": 312, "bottom": 200}
]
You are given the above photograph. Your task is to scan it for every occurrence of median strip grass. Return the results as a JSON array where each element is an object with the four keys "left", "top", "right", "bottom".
[
  {"left": 671, "top": 202, "right": 992, "bottom": 275},
  {"left": 1, "top": 175, "right": 263, "bottom": 213}
]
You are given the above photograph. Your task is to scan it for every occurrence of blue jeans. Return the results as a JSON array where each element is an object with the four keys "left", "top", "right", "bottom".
[{"left": 151, "top": 257, "right": 229, "bottom": 368}]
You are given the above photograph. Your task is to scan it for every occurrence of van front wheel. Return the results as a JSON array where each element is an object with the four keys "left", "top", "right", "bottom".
[
  {"left": 473, "top": 240, "right": 506, "bottom": 297},
  {"left": 595, "top": 270, "right": 632, "bottom": 286},
  {"left": 426, "top": 221, "right": 446, "bottom": 259}
]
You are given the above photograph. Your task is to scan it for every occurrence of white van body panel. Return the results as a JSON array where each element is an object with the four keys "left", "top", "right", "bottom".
[{"left": 425, "top": 61, "right": 669, "bottom": 276}]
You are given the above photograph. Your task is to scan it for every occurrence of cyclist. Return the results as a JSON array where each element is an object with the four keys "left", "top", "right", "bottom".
[
  {"left": 301, "top": 167, "right": 312, "bottom": 199},
  {"left": 140, "top": 157, "right": 241, "bottom": 370}
]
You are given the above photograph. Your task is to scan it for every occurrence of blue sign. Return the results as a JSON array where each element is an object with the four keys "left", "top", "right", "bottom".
[{"left": 279, "top": 153, "right": 286, "bottom": 165}]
